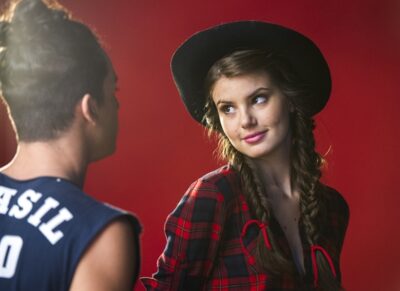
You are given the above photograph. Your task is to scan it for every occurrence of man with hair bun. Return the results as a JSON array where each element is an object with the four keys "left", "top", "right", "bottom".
[{"left": 0, "top": 0, "right": 140, "bottom": 290}]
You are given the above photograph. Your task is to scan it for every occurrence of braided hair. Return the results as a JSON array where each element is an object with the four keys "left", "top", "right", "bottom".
[{"left": 204, "top": 49, "right": 342, "bottom": 290}]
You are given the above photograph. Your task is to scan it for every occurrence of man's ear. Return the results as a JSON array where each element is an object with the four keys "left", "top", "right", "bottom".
[{"left": 80, "top": 94, "right": 98, "bottom": 124}]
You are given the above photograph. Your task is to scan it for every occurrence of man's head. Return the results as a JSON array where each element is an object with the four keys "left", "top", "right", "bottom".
[{"left": 0, "top": 0, "right": 110, "bottom": 142}]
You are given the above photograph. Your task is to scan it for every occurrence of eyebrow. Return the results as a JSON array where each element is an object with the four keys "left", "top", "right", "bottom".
[{"left": 215, "top": 87, "right": 272, "bottom": 105}]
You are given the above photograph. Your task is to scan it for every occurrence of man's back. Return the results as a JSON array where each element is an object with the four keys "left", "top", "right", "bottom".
[{"left": 0, "top": 173, "right": 141, "bottom": 290}]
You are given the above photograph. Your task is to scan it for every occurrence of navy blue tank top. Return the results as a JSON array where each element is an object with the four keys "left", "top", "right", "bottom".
[{"left": 0, "top": 173, "right": 141, "bottom": 291}]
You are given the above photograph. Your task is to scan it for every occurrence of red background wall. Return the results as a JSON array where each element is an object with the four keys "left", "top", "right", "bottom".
[{"left": 1, "top": 0, "right": 399, "bottom": 290}]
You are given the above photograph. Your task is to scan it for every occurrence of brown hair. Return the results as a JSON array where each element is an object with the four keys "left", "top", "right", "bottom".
[
  {"left": 203, "top": 49, "right": 342, "bottom": 290},
  {"left": 0, "top": 0, "right": 108, "bottom": 141}
]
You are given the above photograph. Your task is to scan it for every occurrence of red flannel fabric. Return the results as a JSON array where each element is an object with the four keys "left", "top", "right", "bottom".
[{"left": 141, "top": 165, "right": 349, "bottom": 290}]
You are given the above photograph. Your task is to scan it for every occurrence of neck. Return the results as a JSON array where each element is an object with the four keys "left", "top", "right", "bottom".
[
  {"left": 250, "top": 136, "right": 294, "bottom": 198},
  {"left": 0, "top": 136, "right": 89, "bottom": 188}
]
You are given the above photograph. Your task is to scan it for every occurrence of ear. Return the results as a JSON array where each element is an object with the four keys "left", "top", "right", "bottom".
[{"left": 80, "top": 94, "right": 99, "bottom": 124}]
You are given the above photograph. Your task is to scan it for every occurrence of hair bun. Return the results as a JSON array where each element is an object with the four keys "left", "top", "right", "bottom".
[{"left": 12, "top": 0, "right": 68, "bottom": 26}]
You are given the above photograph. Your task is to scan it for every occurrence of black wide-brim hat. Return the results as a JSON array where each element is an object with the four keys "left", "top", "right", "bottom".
[{"left": 171, "top": 21, "right": 331, "bottom": 123}]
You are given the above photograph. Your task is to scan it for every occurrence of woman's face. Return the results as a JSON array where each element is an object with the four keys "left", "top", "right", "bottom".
[{"left": 211, "top": 71, "right": 292, "bottom": 160}]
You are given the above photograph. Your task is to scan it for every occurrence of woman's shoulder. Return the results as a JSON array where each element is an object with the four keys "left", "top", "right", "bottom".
[
  {"left": 319, "top": 185, "right": 350, "bottom": 251},
  {"left": 184, "top": 164, "right": 241, "bottom": 205},
  {"left": 322, "top": 185, "right": 348, "bottom": 206},
  {"left": 168, "top": 165, "right": 240, "bottom": 226},
  {"left": 199, "top": 164, "right": 238, "bottom": 183},
  {"left": 321, "top": 185, "right": 350, "bottom": 221}
]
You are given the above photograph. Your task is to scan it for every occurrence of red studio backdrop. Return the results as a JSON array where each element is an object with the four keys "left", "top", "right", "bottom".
[{"left": 1, "top": 0, "right": 399, "bottom": 290}]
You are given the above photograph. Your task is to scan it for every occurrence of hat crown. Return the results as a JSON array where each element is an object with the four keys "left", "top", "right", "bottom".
[{"left": 172, "top": 21, "right": 331, "bottom": 123}]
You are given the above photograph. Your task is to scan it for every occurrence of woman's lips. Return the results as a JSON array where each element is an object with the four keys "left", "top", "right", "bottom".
[{"left": 243, "top": 130, "right": 267, "bottom": 144}]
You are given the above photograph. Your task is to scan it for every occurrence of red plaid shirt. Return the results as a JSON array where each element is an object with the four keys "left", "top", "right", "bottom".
[{"left": 141, "top": 165, "right": 349, "bottom": 290}]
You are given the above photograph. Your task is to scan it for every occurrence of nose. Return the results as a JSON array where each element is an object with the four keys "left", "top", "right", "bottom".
[{"left": 240, "top": 107, "right": 256, "bottom": 129}]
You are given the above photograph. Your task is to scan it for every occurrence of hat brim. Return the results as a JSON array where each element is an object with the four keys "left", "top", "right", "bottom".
[{"left": 171, "top": 21, "right": 331, "bottom": 123}]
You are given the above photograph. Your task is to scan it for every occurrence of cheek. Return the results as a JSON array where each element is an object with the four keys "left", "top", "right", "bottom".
[
  {"left": 267, "top": 114, "right": 284, "bottom": 127},
  {"left": 270, "top": 110, "right": 291, "bottom": 136},
  {"left": 262, "top": 102, "right": 290, "bottom": 127},
  {"left": 218, "top": 115, "right": 237, "bottom": 139}
]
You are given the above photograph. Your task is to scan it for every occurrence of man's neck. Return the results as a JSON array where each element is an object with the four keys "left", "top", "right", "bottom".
[{"left": 0, "top": 138, "right": 88, "bottom": 188}]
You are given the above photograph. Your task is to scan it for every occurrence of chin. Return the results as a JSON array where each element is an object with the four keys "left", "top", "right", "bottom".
[
  {"left": 238, "top": 145, "right": 271, "bottom": 159},
  {"left": 245, "top": 147, "right": 284, "bottom": 160},
  {"left": 245, "top": 152, "right": 269, "bottom": 159}
]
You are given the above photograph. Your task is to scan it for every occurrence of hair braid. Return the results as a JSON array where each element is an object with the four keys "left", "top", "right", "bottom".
[
  {"left": 291, "top": 110, "right": 342, "bottom": 290},
  {"left": 291, "top": 110, "right": 322, "bottom": 245}
]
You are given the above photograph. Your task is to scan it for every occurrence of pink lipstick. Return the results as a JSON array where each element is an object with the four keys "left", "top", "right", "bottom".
[{"left": 243, "top": 130, "right": 267, "bottom": 144}]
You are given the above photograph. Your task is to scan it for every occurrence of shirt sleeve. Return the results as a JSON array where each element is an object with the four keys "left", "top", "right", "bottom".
[{"left": 141, "top": 178, "right": 228, "bottom": 291}]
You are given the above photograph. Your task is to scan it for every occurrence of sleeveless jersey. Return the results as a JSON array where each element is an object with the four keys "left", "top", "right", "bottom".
[{"left": 0, "top": 173, "right": 141, "bottom": 291}]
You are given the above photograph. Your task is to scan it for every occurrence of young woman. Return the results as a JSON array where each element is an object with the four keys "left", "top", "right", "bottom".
[{"left": 142, "top": 21, "right": 349, "bottom": 290}]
